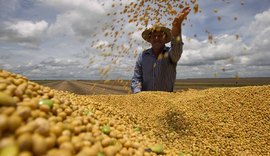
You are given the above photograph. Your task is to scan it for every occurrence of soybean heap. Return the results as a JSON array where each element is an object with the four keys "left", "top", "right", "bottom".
[{"left": 0, "top": 69, "right": 269, "bottom": 155}]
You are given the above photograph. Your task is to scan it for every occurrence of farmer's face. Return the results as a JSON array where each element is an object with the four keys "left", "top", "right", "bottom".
[{"left": 149, "top": 31, "right": 167, "bottom": 46}]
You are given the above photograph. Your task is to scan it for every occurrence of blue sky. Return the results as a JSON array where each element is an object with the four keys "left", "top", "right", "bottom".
[{"left": 0, "top": 0, "right": 270, "bottom": 80}]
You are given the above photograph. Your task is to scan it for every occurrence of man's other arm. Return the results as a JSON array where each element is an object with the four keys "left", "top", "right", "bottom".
[{"left": 131, "top": 53, "right": 143, "bottom": 93}]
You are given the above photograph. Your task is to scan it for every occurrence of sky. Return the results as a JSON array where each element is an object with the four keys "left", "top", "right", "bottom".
[{"left": 0, "top": 0, "right": 270, "bottom": 80}]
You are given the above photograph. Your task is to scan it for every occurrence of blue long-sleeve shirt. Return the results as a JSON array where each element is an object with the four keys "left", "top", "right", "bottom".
[{"left": 131, "top": 38, "right": 183, "bottom": 93}]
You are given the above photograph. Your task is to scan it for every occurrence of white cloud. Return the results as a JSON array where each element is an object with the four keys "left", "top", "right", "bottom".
[
  {"left": 180, "top": 34, "right": 247, "bottom": 66},
  {"left": 0, "top": 20, "right": 48, "bottom": 48},
  {"left": 177, "top": 8, "right": 270, "bottom": 78},
  {"left": 40, "top": 0, "right": 114, "bottom": 40},
  {"left": 244, "top": 8, "right": 270, "bottom": 67},
  {"left": 40, "top": 57, "right": 82, "bottom": 67},
  {"left": 131, "top": 30, "right": 146, "bottom": 44},
  {"left": 92, "top": 40, "right": 109, "bottom": 49},
  {"left": 38, "top": 0, "right": 105, "bottom": 14},
  {"left": 6, "top": 20, "right": 48, "bottom": 37},
  {"left": 248, "top": 8, "right": 270, "bottom": 35},
  {"left": 0, "top": 64, "right": 13, "bottom": 70}
]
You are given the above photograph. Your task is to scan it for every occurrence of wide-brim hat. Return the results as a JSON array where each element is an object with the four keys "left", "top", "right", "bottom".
[{"left": 142, "top": 26, "right": 172, "bottom": 43}]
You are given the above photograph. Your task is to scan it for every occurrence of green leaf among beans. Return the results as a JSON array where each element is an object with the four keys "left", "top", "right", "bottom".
[
  {"left": 133, "top": 127, "right": 141, "bottom": 132},
  {"left": 179, "top": 151, "right": 191, "bottom": 156},
  {"left": 0, "top": 145, "right": 19, "bottom": 156},
  {"left": 38, "top": 99, "right": 54, "bottom": 108},
  {"left": 150, "top": 144, "right": 164, "bottom": 154},
  {"left": 101, "top": 125, "right": 111, "bottom": 135},
  {"left": 97, "top": 152, "right": 105, "bottom": 156}
]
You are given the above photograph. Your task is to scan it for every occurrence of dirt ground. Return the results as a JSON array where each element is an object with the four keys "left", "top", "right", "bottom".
[
  {"left": 41, "top": 80, "right": 130, "bottom": 95},
  {"left": 35, "top": 77, "right": 270, "bottom": 95}
]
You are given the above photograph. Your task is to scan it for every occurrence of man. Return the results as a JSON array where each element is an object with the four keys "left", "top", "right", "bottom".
[{"left": 131, "top": 7, "right": 191, "bottom": 93}]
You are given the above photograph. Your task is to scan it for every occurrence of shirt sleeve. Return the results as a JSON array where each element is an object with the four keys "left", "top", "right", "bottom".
[
  {"left": 169, "top": 36, "right": 184, "bottom": 64},
  {"left": 131, "top": 53, "right": 143, "bottom": 93}
]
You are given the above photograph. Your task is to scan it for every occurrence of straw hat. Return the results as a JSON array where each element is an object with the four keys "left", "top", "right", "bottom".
[{"left": 142, "top": 25, "right": 172, "bottom": 43}]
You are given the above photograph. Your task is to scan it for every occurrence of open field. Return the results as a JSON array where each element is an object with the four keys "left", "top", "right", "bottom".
[
  {"left": 1, "top": 70, "right": 270, "bottom": 155},
  {"left": 33, "top": 77, "right": 270, "bottom": 95}
]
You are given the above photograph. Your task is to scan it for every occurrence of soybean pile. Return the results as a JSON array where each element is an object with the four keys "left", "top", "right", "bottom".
[{"left": 0, "top": 69, "right": 269, "bottom": 156}]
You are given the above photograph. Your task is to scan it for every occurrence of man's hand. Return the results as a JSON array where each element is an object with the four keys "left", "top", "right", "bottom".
[{"left": 171, "top": 7, "right": 191, "bottom": 37}]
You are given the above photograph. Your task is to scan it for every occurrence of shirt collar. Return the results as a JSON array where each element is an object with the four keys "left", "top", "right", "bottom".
[{"left": 144, "top": 46, "right": 169, "bottom": 55}]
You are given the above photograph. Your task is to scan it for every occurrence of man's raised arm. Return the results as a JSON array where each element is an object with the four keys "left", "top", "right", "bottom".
[{"left": 169, "top": 7, "right": 191, "bottom": 63}]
